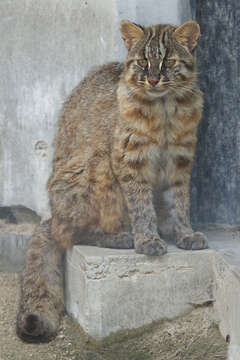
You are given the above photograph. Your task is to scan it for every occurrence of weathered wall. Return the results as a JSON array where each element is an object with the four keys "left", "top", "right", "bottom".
[
  {"left": 191, "top": 0, "right": 240, "bottom": 226},
  {"left": 0, "top": 0, "right": 191, "bottom": 219}
]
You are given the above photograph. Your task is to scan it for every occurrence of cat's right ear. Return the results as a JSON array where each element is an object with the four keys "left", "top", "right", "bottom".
[{"left": 120, "top": 20, "right": 144, "bottom": 50}]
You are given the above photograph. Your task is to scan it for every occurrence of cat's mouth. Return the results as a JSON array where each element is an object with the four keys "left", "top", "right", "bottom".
[{"left": 146, "top": 87, "right": 170, "bottom": 98}]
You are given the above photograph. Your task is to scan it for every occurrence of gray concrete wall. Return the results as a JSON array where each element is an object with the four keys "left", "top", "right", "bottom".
[{"left": 0, "top": 0, "right": 191, "bottom": 218}]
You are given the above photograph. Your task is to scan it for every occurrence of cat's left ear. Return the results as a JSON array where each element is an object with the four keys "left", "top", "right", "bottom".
[
  {"left": 120, "top": 20, "right": 144, "bottom": 50},
  {"left": 174, "top": 21, "right": 200, "bottom": 52}
]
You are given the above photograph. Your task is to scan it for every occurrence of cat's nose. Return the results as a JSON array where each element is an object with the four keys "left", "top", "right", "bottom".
[{"left": 148, "top": 77, "right": 159, "bottom": 86}]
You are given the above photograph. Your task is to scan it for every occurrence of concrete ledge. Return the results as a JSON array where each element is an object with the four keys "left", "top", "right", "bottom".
[
  {"left": 65, "top": 229, "right": 240, "bottom": 345},
  {"left": 203, "top": 228, "right": 240, "bottom": 348},
  {"left": 213, "top": 254, "right": 240, "bottom": 348},
  {"left": 65, "top": 245, "right": 215, "bottom": 339}
]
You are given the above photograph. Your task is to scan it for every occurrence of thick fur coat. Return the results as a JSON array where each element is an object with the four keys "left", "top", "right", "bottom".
[{"left": 17, "top": 20, "right": 207, "bottom": 342}]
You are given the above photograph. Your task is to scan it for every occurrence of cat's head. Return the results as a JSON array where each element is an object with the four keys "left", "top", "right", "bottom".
[{"left": 120, "top": 20, "right": 200, "bottom": 99}]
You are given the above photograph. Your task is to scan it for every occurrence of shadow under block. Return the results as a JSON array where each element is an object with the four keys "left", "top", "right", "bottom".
[{"left": 65, "top": 230, "right": 240, "bottom": 345}]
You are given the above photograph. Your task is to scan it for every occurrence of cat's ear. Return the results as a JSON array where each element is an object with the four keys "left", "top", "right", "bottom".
[
  {"left": 174, "top": 21, "right": 200, "bottom": 52},
  {"left": 120, "top": 20, "right": 144, "bottom": 50}
]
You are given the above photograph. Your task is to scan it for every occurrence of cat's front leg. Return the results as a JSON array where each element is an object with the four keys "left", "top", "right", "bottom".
[
  {"left": 114, "top": 163, "right": 167, "bottom": 256},
  {"left": 171, "top": 163, "right": 208, "bottom": 250},
  {"left": 125, "top": 181, "right": 167, "bottom": 256}
]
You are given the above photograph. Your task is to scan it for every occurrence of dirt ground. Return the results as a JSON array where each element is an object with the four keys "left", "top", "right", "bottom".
[{"left": 0, "top": 272, "right": 228, "bottom": 360}]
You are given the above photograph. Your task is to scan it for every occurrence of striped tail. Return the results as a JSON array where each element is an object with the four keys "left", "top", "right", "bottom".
[{"left": 16, "top": 220, "right": 65, "bottom": 342}]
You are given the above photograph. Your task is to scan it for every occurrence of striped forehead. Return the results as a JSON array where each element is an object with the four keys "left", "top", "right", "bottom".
[{"left": 145, "top": 26, "right": 170, "bottom": 59}]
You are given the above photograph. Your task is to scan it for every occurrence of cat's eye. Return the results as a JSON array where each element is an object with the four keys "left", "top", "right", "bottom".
[
  {"left": 137, "top": 59, "right": 148, "bottom": 68},
  {"left": 165, "top": 58, "right": 176, "bottom": 67}
]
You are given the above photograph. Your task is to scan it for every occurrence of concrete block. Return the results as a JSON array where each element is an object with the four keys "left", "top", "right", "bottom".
[
  {"left": 65, "top": 245, "right": 214, "bottom": 339},
  {"left": 65, "top": 229, "right": 240, "bottom": 341},
  {"left": 213, "top": 254, "right": 240, "bottom": 351},
  {"left": 201, "top": 227, "right": 240, "bottom": 350}
]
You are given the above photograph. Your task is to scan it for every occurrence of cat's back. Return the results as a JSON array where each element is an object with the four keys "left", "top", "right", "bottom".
[{"left": 53, "top": 62, "right": 124, "bottom": 166}]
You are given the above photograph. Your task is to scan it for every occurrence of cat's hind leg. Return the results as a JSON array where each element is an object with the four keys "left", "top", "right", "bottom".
[
  {"left": 16, "top": 220, "right": 64, "bottom": 342},
  {"left": 49, "top": 153, "right": 130, "bottom": 248}
]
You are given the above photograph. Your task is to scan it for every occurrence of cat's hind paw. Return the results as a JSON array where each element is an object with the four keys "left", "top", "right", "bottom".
[
  {"left": 176, "top": 231, "right": 208, "bottom": 250},
  {"left": 135, "top": 234, "right": 167, "bottom": 256}
]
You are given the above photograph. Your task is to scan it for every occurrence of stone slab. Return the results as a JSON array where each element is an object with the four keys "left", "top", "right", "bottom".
[
  {"left": 65, "top": 229, "right": 240, "bottom": 343},
  {"left": 207, "top": 228, "right": 240, "bottom": 351},
  {"left": 65, "top": 245, "right": 215, "bottom": 339},
  {"left": 213, "top": 253, "right": 240, "bottom": 351}
]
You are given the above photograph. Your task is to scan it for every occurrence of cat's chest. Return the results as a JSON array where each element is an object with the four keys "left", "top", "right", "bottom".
[
  {"left": 135, "top": 103, "right": 188, "bottom": 177},
  {"left": 144, "top": 100, "right": 185, "bottom": 152},
  {"left": 118, "top": 99, "right": 193, "bottom": 180}
]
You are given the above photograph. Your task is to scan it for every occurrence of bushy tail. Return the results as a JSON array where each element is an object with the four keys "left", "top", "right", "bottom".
[{"left": 16, "top": 220, "right": 65, "bottom": 342}]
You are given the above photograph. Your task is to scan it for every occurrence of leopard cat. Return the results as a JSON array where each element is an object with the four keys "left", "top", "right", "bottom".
[{"left": 16, "top": 20, "right": 208, "bottom": 342}]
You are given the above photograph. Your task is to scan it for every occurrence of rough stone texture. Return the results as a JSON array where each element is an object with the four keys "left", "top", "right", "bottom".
[
  {"left": 204, "top": 228, "right": 240, "bottom": 352},
  {"left": 0, "top": 231, "right": 31, "bottom": 272},
  {"left": 0, "top": 206, "right": 39, "bottom": 272},
  {"left": 0, "top": 205, "right": 40, "bottom": 224},
  {"left": 0, "top": 0, "right": 191, "bottom": 218},
  {"left": 213, "top": 254, "right": 240, "bottom": 352},
  {"left": 65, "top": 245, "right": 214, "bottom": 339},
  {"left": 191, "top": 0, "right": 240, "bottom": 226},
  {"left": 65, "top": 228, "right": 240, "bottom": 341},
  {"left": 228, "top": 345, "right": 240, "bottom": 360}
]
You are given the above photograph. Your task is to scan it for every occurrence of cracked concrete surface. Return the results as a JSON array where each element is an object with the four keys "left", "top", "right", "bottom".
[{"left": 65, "top": 228, "right": 240, "bottom": 346}]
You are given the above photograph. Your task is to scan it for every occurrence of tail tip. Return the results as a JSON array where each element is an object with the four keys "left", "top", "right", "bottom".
[
  {"left": 25, "top": 313, "right": 39, "bottom": 333},
  {"left": 16, "top": 312, "right": 57, "bottom": 343}
]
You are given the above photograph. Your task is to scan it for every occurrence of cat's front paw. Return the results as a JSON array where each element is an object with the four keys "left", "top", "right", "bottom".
[
  {"left": 176, "top": 231, "right": 208, "bottom": 250},
  {"left": 135, "top": 233, "right": 167, "bottom": 256}
]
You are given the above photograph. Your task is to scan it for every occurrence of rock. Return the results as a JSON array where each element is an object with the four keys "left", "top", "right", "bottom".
[
  {"left": 0, "top": 206, "right": 40, "bottom": 224},
  {"left": 65, "top": 229, "right": 240, "bottom": 344},
  {"left": 65, "top": 244, "right": 214, "bottom": 339}
]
